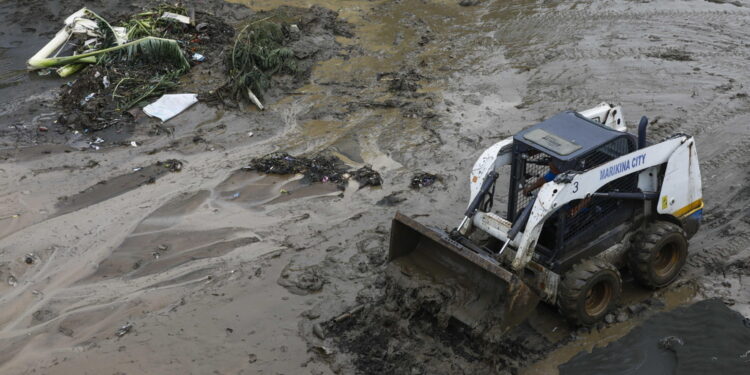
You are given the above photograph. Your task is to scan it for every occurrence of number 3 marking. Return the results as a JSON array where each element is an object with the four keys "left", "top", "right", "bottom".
[{"left": 572, "top": 181, "right": 579, "bottom": 193}]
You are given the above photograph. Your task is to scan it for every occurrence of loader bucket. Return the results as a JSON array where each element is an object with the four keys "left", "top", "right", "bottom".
[{"left": 387, "top": 212, "right": 540, "bottom": 333}]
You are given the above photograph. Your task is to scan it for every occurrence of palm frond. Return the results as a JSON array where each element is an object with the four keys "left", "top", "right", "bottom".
[
  {"left": 122, "top": 37, "right": 189, "bottom": 72},
  {"left": 225, "top": 20, "right": 299, "bottom": 106}
]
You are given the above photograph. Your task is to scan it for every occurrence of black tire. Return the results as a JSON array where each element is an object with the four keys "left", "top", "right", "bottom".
[
  {"left": 629, "top": 221, "right": 688, "bottom": 289},
  {"left": 558, "top": 258, "right": 622, "bottom": 326}
]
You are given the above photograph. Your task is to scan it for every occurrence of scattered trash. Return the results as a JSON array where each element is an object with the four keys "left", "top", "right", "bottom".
[
  {"left": 143, "top": 94, "right": 198, "bottom": 122},
  {"left": 152, "top": 252, "right": 160, "bottom": 259},
  {"left": 290, "top": 24, "right": 300, "bottom": 34},
  {"left": 248, "top": 353, "right": 257, "bottom": 363},
  {"left": 38, "top": 126, "right": 48, "bottom": 132},
  {"left": 245, "top": 152, "right": 383, "bottom": 190},
  {"left": 130, "top": 141, "right": 138, "bottom": 147},
  {"left": 158, "top": 244, "right": 169, "bottom": 251},
  {"left": 195, "top": 22, "right": 209, "bottom": 32},
  {"left": 7, "top": 275, "right": 17, "bottom": 287},
  {"left": 24, "top": 254, "right": 36, "bottom": 264},
  {"left": 88, "top": 136, "right": 105, "bottom": 150},
  {"left": 247, "top": 132, "right": 254, "bottom": 137},
  {"left": 30, "top": 5, "right": 233, "bottom": 132},
  {"left": 133, "top": 167, "right": 143, "bottom": 172},
  {"left": 80, "top": 92, "right": 95, "bottom": 106},
  {"left": 192, "top": 53, "right": 206, "bottom": 62},
  {"left": 410, "top": 172, "right": 438, "bottom": 189},
  {"left": 160, "top": 12, "right": 191, "bottom": 24},
  {"left": 311, "top": 345, "right": 334, "bottom": 356},
  {"left": 280, "top": 189, "right": 290, "bottom": 195},
  {"left": 351, "top": 166, "right": 383, "bottom": 188},
  {"left": 245, "top": 152, "right": 348, "bottom": 184},
  {"left": 231, "top": 192, "right": 241, "bottom": 200},
  {"left": 116, "top": 322, "right": 133, "bottom": 337},
  {"left": 157, "top": 159, "right": 183, "bottom": 172}
]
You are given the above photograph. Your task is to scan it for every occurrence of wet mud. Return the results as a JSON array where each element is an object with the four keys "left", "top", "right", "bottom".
[
  {"left": 560, "top": 299, "right": 750, "bottom": 375},
  {"left": 2, "top": 0, "right": 750, "bottom": 374}
]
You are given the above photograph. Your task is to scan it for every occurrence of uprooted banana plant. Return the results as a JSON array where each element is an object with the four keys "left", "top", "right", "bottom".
[{"left": 27, "top": 7, "right": 188, "bottom": 78}]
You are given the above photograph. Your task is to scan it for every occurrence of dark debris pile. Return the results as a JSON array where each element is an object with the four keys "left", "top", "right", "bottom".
[
  {"left": 410, "top": 172, "right": 438, "bottom": 189},
  {"left": 243, "top": 152, "right": 382, "bottom": 189},
  {"left": 351, "top": 166, "right": 383, "bottom": 188}
]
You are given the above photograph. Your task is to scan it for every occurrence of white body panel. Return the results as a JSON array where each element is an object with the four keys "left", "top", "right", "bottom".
[
  {"left": 462, "top": 103, "right": 701, "bottom": 274},
  {"left": 469, "top": 137, "right": 513, "bottom": 204},
  {"left": 578, "top": 102, "right": 626, "bottom": 132},
  {"left": 511, "top": 136, "right": 687, "bottom": 270},
  {"left": 658, "top": 137, "right": 703, "bottom": 216}
]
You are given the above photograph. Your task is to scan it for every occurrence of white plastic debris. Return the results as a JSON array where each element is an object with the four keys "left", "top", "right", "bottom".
[
  {"left": 161, "top": 12, "right": 191, "bottom": 24},
  {"left": 192, "top": 53, "right": 206, "bottom": 62},
  {"left": 143, "top": 94, "right": 198, "bottom": 122},
  {"left": 80, "top": 92, "right": 95, "bottom": 105}
]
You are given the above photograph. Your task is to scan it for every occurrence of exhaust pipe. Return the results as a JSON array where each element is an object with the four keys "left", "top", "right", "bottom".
[{"left": 638, "top": 116, "right": 649, "bottom": 149}]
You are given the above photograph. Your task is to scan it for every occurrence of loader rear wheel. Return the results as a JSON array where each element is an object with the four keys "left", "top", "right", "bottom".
[
  {"left": 558, "top": 258, "right": 621, "bottom": 326},
  {"left": 629, "top": 221, "right": 688, "bottom": 289}
]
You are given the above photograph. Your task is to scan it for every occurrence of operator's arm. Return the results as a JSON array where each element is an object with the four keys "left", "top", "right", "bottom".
[
  {"left": 569, "top": 197, "right": 592, "bottom": 217},
  {"left": 523, "top": 171, "right": 556, "bottom": 196}
]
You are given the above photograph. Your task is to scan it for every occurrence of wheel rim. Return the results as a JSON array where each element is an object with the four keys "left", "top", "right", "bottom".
[
  {"left": 584, "top": 280, "right": 613, "bottom": 317},
  {"left": 653, "top": 241, "right": 679, "bottom": 278}
]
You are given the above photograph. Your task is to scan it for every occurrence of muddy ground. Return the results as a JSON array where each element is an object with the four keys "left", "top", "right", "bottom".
[{"left": 1, "top": 0, "right": 750, "bottom": 374}]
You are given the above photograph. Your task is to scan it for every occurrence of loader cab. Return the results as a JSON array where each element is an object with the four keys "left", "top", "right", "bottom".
[{"left": 508, "top": 111, "right": 639, "bottom": 272}]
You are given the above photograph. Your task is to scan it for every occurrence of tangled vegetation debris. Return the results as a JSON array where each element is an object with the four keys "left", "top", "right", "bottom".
[
  {"left": 243, "top": 152, "right": 381, "bottom": 189},
  {"left": 50, "top": 5, "right": 233, "bottom": 132},
  {"left": 221, "top": 19, "right": 299, "bottom": 108},
  {"left": 29, "top": 3, "right": 354, "bottom": 135},
  {"left": 350, "top": 166, "right": 383, "bottom": 188}
]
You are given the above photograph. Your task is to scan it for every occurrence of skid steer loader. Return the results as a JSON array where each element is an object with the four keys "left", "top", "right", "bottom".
[{"left": 388, "top": 103, "right": 703, "bottom": 332}]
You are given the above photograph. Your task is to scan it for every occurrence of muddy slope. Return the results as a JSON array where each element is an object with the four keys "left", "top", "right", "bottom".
[{"left": 1, "top": 0, "right": 750, "bottom": 374}]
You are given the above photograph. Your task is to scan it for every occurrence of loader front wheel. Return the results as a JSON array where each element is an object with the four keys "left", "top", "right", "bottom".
[
  {"left": 629, "top": 221, "right": 688, "bottom": 289},
  {"left": 558, "top": 258, "right": 621, "bottom": 326}
]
